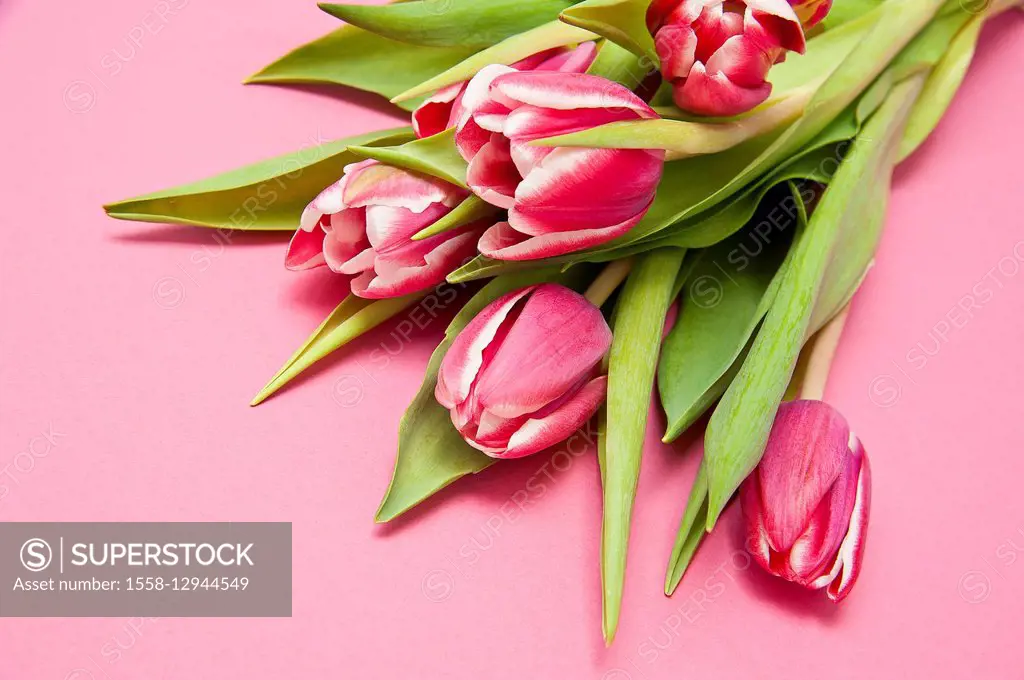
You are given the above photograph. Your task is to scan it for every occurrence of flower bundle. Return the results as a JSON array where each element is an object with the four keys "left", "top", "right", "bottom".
[{"left": 105, "top": 0, "right": 1019, "bottom": 643}]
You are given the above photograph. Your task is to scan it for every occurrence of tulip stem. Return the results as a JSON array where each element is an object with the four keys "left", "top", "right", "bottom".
[
  {"left": 799, "top": 304, "right": 851, "bottom": 402},
  {"left": 584, "top": 258, "right": 634, "bottom": 308}
]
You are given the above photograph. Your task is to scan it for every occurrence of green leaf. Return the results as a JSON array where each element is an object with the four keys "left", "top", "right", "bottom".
[
  {"left": 899, "top": 12, "right": 983, "bottom": 160},
  {"left": 664, "top": 461, "right": 709, "bottom": 595},
  {"left": 393, "top": 20, "right": 598, "bottom": 102},
  {"left": 601, "top": 247, "right": 685, "bottom": 644},
  {"left": 251, "top": 294, "right": 422, "bottom": 406},
  {"left": 412, "top": 195, "right": 499, "bottom": 240},
  {"left": 586, "top": 38, "right": 651, "bottom": 89},
  {"left": 104, "top": 128, "right": 414, "bottom": 230},
  {"left": 349, "top": 129, "right": 469, "bottom": 188},
  {"left": 820, "top": 0, "right": 885, "bottom": 30},
  {"left": 702, "top": 74, "right": 926, "bottom": 529},
  {"left": 320, "top": 0, "right": 576, "bottom": 48},
  {"left": 559, "top": 0, "right": 657, "bottom": 62},
  {"left": 531, "top": 89, "right": 811, "bottom": 158},
  {"left": 658, "top": 219, "right": 793, "bottom": 443},
  {"left": 376, "top": 266, "right": 596, "bottom": 522},
  {"left": 245, "top": 26, "right": 476, "bottom": 111}
]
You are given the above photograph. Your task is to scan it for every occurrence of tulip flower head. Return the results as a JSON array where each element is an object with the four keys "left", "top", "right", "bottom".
[
  {"left": 413, "top": 42, "right": 599, "bottom": 139},
  {"left": 435, "top": 283, "right": 612, "bottom": 459},
  {"left": 647, "top": 0, "right": 809, "bottom": 117},
  {"left": 741, "top": 400, "right": 870, "bottom": 602},
  {"left": 453, "top": 69, "right": 666, "bottom": 261},
  {"left": 286, "top": 160, "right": 488, "bottom": 299}
]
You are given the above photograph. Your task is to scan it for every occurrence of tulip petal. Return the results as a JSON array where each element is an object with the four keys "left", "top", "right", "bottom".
[
  {"left": 472, "top": 284, "right": 612, "bottom": 419},
  {"left": 509, "top": 147, "right": 664, "bottom": 235},
  {"left": 740, "top": 476, "right": 774, "bottom": 573},
  {"left": 364, "top": 202, "right": 453, "bottom": 253},
  {"left": 478, "top": 209, "right": 648, "bottom": 260},
  {"left": 502, "top": 104, "right": 644, "bottom": 141},
  {"left": 758, "top": 400, "right": 851, "bottom": 552},
  {"left": 352, "top": 229, "right": 479, "bottom": 299},
  {"left": 412, "top": 82, "right": 463, "bottom": 139},
  {"left": 344, "top": 162, "right": 462, "bottom": 213},
  {"left": 465, "top": 135, "right": 520, "bottom": 210},
  {"left": 675, "top": 61, "right": 772, "bottom": 117},
  {"left": 704, "top": 35, "right": 775, "bottom": 88},
  {"left": 744, "top": 0, "right": 805, "bottom": 53},
  {"left": 654, "top": 23, "right": 699, "bottom": 83},
  {"left": 496, "top": 376, "right": 607, "bottom": 459},
  {"left": 534, "top": 40, "right": 599, "bottom": 73},
  {"left": 825, "top": 439, "right": 870, "bottom": 602},
  {"left": 435, "top": 285, "right": 538, "bottom": 409},
  {"left": 489, "top": 72, "right": 659, "bottom": 119},
  {"left": 323, "top": 208, "right": 369, "bottom": 272},
  {"left": 285, "top": 221, "right": 327, "bottom": 270}
]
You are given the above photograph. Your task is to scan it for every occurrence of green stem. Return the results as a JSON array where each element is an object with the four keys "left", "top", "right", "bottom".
[
  {"left": 584, "top": 258, "right": 634, "bottom": 307},
  {"left": 798, "top": 303, "right": 851, "bottom": 401}
]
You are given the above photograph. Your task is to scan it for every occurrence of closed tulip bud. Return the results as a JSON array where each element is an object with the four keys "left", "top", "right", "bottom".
[
  {"left": 741, "top": 400, "right": 871, "bottom": 602},
  {"left": 412, "top": 42, "right": 599, "bottom": 139},
  {"left": 647, "top": 0, "right": 808, "bottom": 117},
  {"left": 453, "top": 68, "right": 665, "bottom": 260},
  {"left": 286, "top": 159, "right": 489, "bottom": 299},
  {"left": 435, "top": 283, "right": 612, "bottom": 459}
]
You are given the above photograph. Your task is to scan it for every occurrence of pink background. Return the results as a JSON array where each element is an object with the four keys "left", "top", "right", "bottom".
[{"left": 2, "top": 0, "right": 1024, "bottom": 677}]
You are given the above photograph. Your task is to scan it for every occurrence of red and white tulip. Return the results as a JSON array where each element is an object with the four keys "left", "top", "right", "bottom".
[
  {"left": 647, "top": 0, "right": 810, "bottom": 117},
  {"left": 741, "top": 400, "right": 871, "bottom": 602},
  {"left": 412, "top": 42, "right": 599, "bottom": 139},
  {"left": 286, "top": 159, "right": 487, "bottom": 299},
  {"left": 435, "top": 284, "right": 611, "bottom": 459},
  {"left": 452, "top": 69, "right": 665, "bottom": 260}
]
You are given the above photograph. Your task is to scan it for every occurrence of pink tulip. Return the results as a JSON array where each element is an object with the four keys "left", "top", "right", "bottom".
[
  {"left": 741, "top": 400, "right": 871, "bottom": 602},
  {"left": 435, "top": 284, "right": 611, "bottom": 459},
  {"left": 286, "top": 159, "right": 488, "bottom": 299},
  {"left": 453, "top": 69, "right": 665, "bottom": 260},
  {"left": 647, "top": 0, "right": 808, "bottom": 117},
  {"left": 412, "top": 42, "right": 599, "bottom": 139}
]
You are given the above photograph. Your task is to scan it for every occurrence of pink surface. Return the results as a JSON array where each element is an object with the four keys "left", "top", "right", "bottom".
[{"left": 2, "top": 1, "right": 1023, "bottom": 678}]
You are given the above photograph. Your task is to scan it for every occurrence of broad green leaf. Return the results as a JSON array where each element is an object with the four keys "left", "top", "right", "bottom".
[
  {"left": 349, "top": 129, "right": 468, "bottom": 187},
  {"left": 412, "top": 195, "right": 499, "bottom": 240},
  {"left": 899, "top": 12, "right": 983, "bottom": 160},
  {"left": 246, "top": 26, "right": 476, "bottom": 111},
  {"left": 664, "top": 461, "right": 709, "bottom": 594},
  {"left": 658, "top": 221, "right": 793, "bottom": 442},
  {"left": 251, "top": 294, "right": 422, "bottom": 406},
  {"left": 104, "top": 128, "right": 414, "bottom": 230},
  {"left": 393, "top": 20, "right": 598, "bottom": 102},
  {"left": 559, "top": 0, "right": 657, "bottom": 62},
  {"left": 702, "top": 75, "right": 925, "bottom": 528},
  {"left": 376, "top": 266, "right": 596, "bottom": 522},
  {"left": 662, "top": 185, "right": 811, "bottom": 594},
  {"left": 320, "top": 0, "right": 575, "bottom": 48},
  {"left": 601, "top": 247, "right": 685, "bottom": 644}
]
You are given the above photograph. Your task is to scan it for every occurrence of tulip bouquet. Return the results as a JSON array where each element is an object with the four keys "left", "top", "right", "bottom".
[{"left": 105, "top": 0, "right": 1019, "bottom": 643}]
